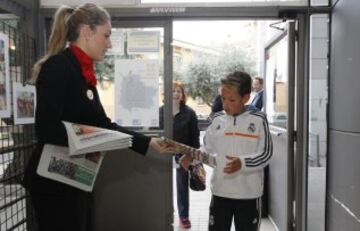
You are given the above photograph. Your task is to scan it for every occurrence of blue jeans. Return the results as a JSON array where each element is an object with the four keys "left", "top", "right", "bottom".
[{"left": 176, "top": 165, "right": 190, "bottom": 219}]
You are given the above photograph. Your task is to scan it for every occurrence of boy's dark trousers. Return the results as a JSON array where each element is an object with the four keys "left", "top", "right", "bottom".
[
  {"left": 262, "top": 165, "right": 269, "bottom": 217},
  {"left": 208, "top": 196, "right": 261, "bottom": 231}
]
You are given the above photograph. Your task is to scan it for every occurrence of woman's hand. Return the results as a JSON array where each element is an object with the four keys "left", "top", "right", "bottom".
[
  {"left": 223, "top": 155, "right": 242, "bottom": 174},
  {"left": 149, "top": 137, "right": 175, "bottom": 154}
]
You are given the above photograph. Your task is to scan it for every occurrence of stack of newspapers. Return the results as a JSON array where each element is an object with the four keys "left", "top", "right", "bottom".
[
  {"left": 37, "top": 121, "right": 132, "bottom": 192},
  {"left": 63, "top": 121, "right": 132, "bottom": 155}
]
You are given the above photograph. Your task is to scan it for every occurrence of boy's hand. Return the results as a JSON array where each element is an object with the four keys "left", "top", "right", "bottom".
[
  {"left": 179, "top": 155, "right": 193, "bottom": 171},
  {"left": 149, "top": 138, "right": 175, "bottom": 154},
  {"left": 181, "top": 147, "right": 200, "bottom": 159},
  {"left": 191, "top": 148, "right": 203, "bottom": 161},
  {"left": 224, "top": 155, "right": 242, "bottom": 174}
]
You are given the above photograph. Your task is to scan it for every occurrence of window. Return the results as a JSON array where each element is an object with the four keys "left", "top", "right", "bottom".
[{"left": 142, "top": 0, "right": 307, "bottom": 6}]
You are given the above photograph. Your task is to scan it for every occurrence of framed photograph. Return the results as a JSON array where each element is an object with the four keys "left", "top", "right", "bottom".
[
  {"left": 0, "top": 32, "right": 10, "bottom": 118},
  {"left": 12, "top": 83, "right": 36, "bottom": 124}
]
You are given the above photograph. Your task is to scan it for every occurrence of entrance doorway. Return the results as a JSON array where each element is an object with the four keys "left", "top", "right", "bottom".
[{"left": 171, "top": 20, "right": 282, "bottom": 231}]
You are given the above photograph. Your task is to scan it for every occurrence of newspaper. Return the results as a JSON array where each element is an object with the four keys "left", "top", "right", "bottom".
[
  {"left": 63, "top": 121, "right": 132, "bottom": 156},
  {"left": 37, "top": 144, "right": 104, "bottom": 192},
  {"left": 36, "top": 122, "right": 133, "bottom": 192},
  {"left": 160, "top": 137, "right": 216, "bottom": 167}
]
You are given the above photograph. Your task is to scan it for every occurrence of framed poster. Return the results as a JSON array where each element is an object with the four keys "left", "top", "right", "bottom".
[
  {"left": 127, "top": 31, "right": 160, "bottom": 54},
  {"left": 13, "top": 83, "right": 36, "bottom": 124},
  {"left": 114, "top": 59, "right": 159, "bottom": 127},
  {"left": 0, "top": 32, "right": 10, "bottom": 118},
  {"left": 108, "top": 30, "right": 124, "bottom": 55}
]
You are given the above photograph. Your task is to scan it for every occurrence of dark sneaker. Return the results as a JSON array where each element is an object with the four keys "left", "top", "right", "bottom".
[{"left": 179, "top": 217, "right": 191, "bottom": 229}]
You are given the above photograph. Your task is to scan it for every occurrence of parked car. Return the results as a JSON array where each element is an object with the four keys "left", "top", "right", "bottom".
[{"left": 271, "top": 112, "right": 287, "bottom": 128}]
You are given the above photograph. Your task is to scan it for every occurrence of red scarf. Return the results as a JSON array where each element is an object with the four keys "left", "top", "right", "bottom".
[{"left": 69, "top": 44, "right": 97, "bottom": 87}]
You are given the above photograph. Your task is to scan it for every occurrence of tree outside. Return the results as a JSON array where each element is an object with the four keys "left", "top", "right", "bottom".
[{"left": 177, "top": 45, "right": 257, "bottom": 107}]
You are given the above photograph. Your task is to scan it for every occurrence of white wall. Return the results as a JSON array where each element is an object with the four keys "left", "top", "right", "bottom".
[{"left": 309, "top": 14, "right": 328, "bottom": 166}]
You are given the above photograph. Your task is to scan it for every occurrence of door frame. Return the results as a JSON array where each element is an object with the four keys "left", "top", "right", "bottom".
[
  {"left": 294, "top": 13, "right": 310, "bottom": 231},
  {"left": 38, "top": 7, "right": 310, "bottom": 231},
  {"left": 263, "top": 21, "right": 296, "bottom": 231}
]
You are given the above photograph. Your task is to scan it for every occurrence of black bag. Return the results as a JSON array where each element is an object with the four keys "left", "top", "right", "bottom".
[{"left": 189, "top": 162, "right": 206, "bottom": 191}]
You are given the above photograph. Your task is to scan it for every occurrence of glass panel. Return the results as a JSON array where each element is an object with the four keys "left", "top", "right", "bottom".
[
  {"left": 95, "top": 27, "right": 164, "bottom": 130},
  {"left": 263, "top": 25, "right": 294, "bottom": 231},
  {"left": 142, "top": 0, "right": 307, "bottom": 5},
  {"left": 307, "top": 14, "right": 328, "bottom": 231},
  {"left": 265, "top": 34, "right": 288, "bottom": 129},
  {"left": 173, "top": 20, "right": 263, "bottom": 130},
  {"left": 311, "top": 0, "right": 329, "bottom": 6}
]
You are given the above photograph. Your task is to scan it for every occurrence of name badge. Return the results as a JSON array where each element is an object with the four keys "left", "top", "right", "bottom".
[{"left": 87, "top": 89, "right": 94, "bottom": 100}]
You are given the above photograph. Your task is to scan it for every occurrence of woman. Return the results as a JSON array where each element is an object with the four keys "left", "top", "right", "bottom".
[
  {"left": 160, "top": 82, "right": 200, "bottom": 229},
  {"left": 23, "top": 4, "right": 169, "bottom": 231}
]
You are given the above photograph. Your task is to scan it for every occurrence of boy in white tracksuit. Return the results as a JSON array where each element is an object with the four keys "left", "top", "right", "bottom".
[{"left": 181, "top": 71, "right": 272, "bottom": 231}]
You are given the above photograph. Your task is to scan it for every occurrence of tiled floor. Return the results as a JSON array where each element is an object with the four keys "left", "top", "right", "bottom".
[{"left": 172, "top": 164, "right": 276, "bottom": 231}]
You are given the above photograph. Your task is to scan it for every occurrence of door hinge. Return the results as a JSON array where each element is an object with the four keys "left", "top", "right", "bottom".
[
  {"left": 293, "top": 130, "right": 297, "bottom": 141},
  {"left": 295, "top": 30, "right": 299, "bottom": 42}
]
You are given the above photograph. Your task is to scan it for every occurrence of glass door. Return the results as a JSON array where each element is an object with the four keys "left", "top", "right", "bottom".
[
  {"left": 264, "top": 21, "right": 296, "bottom": 231},
  {"left": 93, "top": 19, "right": 174, "bottom": 231},
  {"left": 96, "top": 26, "right": 166, "bottom": 132}
]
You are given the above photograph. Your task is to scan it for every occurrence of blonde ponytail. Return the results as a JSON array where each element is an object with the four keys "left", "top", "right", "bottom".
[
  {"left": 30, "top": 3, "right": 110, "bottom": 83},
  {"left": 30, "top": 5, "right": 73, "bottom": 83}
]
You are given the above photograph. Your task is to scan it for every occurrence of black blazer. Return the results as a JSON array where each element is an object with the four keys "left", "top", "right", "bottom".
[
  {"left": 251, "top": 90, "right": 264, "bottom": 110},
  {"left": 211, "top": 95, "right": 223, "bottom": 113},
  {"left": 23, "top": 48, "right": 151, "bottom": 194}
]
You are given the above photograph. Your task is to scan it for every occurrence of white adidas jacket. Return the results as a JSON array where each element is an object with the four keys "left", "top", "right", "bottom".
[{"left": 201, "top": 110, "right": 273, "bottom": 199}]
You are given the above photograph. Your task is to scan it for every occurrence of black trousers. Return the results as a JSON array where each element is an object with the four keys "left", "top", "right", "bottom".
[
  {"left": 262, "top": 165, "right": 269, "bottom": 217},
  {"left": 208, "top": 195, "right": 261, "bottom": 231},
  {"left": 30, "top": 190, "right": 92, "bottom": 231}
]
